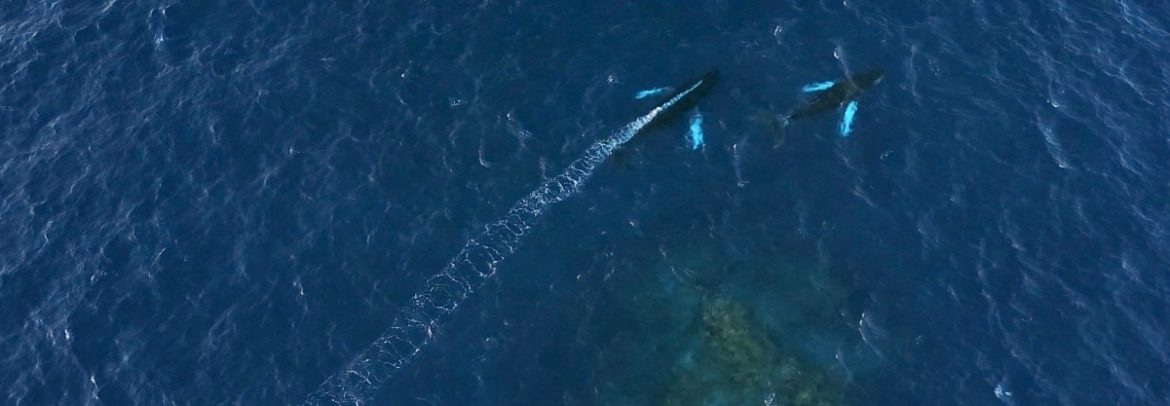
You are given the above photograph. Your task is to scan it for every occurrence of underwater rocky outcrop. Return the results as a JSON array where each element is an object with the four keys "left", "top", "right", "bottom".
[
  {"left": 663, "top": 298, "right": 846, "bottom": 406},
  {"left": 590, "top": 235, "right": 869, "bottom": 405},
  {"left": 700, "top": 298, "right": 773, "bottom": 386}
]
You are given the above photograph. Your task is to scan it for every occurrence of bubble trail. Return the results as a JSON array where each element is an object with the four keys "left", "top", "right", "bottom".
[{"left": 304, "top": 72, "right": 716, "bottom": 405}]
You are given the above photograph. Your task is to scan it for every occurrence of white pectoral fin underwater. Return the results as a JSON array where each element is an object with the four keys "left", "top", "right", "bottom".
[
  {"left": 688, "top": 108, "right": 705, "bottom": 150},
  {"left": 801, "top": 80, "right": 835, "bottom": 93},
  {"left": 634, "top": 87, "right": 669, "bottom": 99},
  {"left": 839, "top": 101, "right": 858, "bottom": 137},
  {"left": 304, "top": 70, "right": 717, "bottom": 406}
]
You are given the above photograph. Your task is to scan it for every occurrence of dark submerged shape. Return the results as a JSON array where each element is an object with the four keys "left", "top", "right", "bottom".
[
  {"left": 785, "top": 69, "right": 883, "bottom": 122},
  {"left": 646, "top": 70, "right": 719, "bottom": 128}
]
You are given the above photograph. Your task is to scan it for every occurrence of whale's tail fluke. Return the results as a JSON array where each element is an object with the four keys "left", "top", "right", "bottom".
[
  {"left": 751, "top": 110, "right": 790, "bottom": 148},
  {"left": 777, "top": 113, "right": 792, "bottom": 128},
  {"left": 773, "top": 114, "right": 791, "bottom": 148}
]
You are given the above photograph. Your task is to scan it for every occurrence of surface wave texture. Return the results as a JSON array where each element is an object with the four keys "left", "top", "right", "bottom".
[{"left": 2, "top": 1, "right": 1169, "bottom": 405}]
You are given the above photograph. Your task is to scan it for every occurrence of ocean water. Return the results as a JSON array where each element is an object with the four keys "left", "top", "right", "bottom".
[{"left": 2, "top": 1, "right": 1169, "bottom": 405}]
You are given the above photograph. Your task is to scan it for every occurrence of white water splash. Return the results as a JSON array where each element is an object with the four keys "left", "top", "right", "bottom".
[{"left": 304, "top": 80, "right": 705, "bottom": 405}]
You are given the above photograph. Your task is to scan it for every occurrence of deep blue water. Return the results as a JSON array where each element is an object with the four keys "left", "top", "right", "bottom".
[{"left": 4, "top": 0, "right": 1170, "bottom": 404}]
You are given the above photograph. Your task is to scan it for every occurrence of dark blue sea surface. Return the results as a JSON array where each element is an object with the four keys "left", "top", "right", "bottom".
[{"left": 3, "top": 1, "right": 1170, "bottom": 404}]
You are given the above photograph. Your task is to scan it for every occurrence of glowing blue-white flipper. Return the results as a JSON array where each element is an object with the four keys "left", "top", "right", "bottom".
[
  {"left": 688, "top": 109, "right": 704, "bottom": 150},
  {"left": 634, "top": 87, "right": 669, "bottom": 99},
  {"left": 839, "top": 101, "right": 858, "bottom": 137},
  {"left": 801, "top": 81, "right": 835, "bottom": 93}
]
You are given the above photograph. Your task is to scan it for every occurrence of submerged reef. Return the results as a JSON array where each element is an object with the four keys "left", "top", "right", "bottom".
[
  {"left": 701, "top": 299, "right": 772, "bottom": 386},
  {"left": 592, "top": 239, "right": 862, "bottom": 405},
  {"left": 663, "top": 298, "right": 845, "bottom": 406}
]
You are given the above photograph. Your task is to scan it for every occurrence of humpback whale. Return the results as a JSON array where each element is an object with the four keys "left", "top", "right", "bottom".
[
  {"left": 646, "top": 70, "right": 719, "bottom": 128},
  {"left": 630, "top": 71, "right": 717, "bottom": 150},
  {"left": 775, "top": 69, "right": 883, "bottom": 137},
  {"left": 785, "top": 69, "right": 883, "bottom": 121}
]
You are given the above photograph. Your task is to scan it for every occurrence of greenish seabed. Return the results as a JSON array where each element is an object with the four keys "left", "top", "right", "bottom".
[{"left": 592, "top": 237, "right": 882, "bottom": 405}]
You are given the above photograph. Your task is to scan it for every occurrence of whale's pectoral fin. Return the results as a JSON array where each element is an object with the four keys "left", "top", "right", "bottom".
[
  {"left": 687, "top": 109, "right": 705, "bottom": 150},
  {"left": 801, "top": 81, "right": 835, "bottom": 93},
  {"left": 634, "top": 87, "right": 670, "bottom": 99},
  {"left": 838, "top": 101, "right": 859, "bottom": 137}
]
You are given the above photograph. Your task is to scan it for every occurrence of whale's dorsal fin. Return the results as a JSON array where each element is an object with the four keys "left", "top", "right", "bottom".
[{"left": 801, "top": 80, "right": 835, "bottom": 93}]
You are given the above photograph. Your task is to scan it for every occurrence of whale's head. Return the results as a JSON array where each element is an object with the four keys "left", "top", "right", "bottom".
[{"left": 850, "top": 69, "right": 885, "bottom": 91}]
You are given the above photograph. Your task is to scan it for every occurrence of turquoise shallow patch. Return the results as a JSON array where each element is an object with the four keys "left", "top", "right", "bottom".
[
  {"left": 634, "top": 87, "right": 668, "bottom": 99},
  {"left": 839, "top": 101, "right": 858, "bottom": 137},
  {"left": 801, "top": 81, "right": 835, "bottom": 92},
  {"left": 688, "top": 109, "right": 704, "bottom": 150}
]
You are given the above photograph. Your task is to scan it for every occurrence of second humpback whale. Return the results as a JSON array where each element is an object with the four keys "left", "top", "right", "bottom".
[
  {"left": 771, "top": 69, "right": 883, "bottom": 138},
  {"left": 784, "top": 69, "right": 883, "bottom": 122}
]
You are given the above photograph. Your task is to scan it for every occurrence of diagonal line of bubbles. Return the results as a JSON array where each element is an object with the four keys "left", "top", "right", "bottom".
[{"left": 304, "top": 78, "right": 709, "bottom": 405}]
